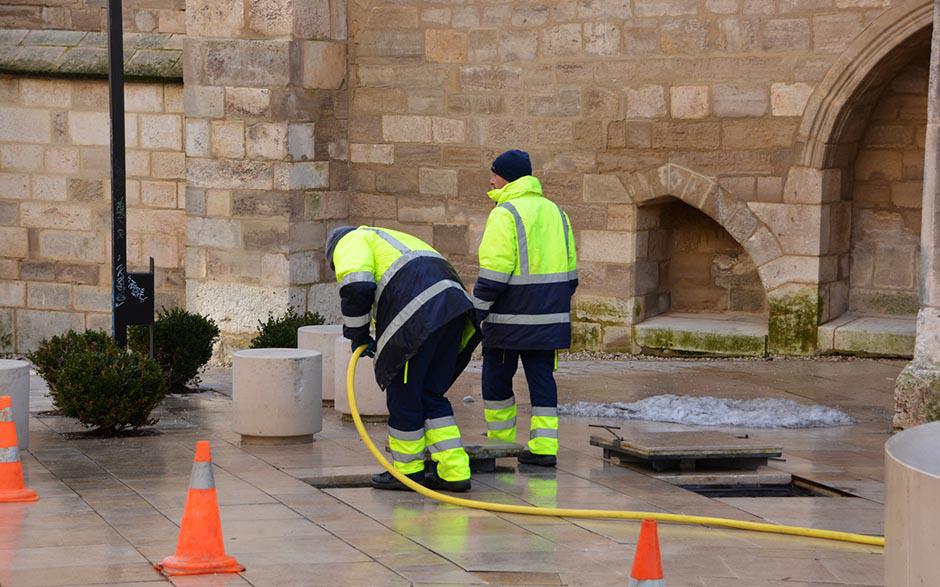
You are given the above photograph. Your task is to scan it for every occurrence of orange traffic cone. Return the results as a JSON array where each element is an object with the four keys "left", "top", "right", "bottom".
[
  {"left": 156, "top": 441, "right": 244, "bottom": 576},
  {"left": 0, "top": 395, "right": 38, "bottom": 503},
  {"left": 629, "top": 519, "right": 664, "bottom": 587}
]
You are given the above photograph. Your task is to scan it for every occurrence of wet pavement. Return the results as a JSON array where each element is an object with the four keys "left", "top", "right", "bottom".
[{"left": 1, "top": 357, "right": 900, "bottom": 586}]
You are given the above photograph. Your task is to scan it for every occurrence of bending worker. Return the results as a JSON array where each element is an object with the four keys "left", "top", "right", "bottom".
[
  {"left": 326, "top": 226, "right": 480, "bottom": 492},
  {"left": 472, "top": 150, "right": 578, "bottom": 468}
]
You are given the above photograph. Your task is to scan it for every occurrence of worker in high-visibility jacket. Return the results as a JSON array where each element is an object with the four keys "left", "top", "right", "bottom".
[
  {"left": 326, "top": 226, "right": 480, "bottom": 492},
  {"left": 472, "top": 150, "right": 577, "bottom": 468}
]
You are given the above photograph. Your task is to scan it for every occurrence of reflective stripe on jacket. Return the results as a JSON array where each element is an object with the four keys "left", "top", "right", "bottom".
[
  {"left": 473, "top": 176, "right": 578, "bottom": 350},
  {"left": 333, "top": 226, "right": 481, "bottom": 389}
]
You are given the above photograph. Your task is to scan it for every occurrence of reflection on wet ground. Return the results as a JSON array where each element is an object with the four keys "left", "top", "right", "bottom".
[{"left": 3, "top": 357, "right": 898, "bottom": 586}]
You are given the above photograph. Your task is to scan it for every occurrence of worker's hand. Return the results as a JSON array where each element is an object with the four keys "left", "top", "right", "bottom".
[{"left": 352, "top": 336, "right": 376, "bottom": 358}]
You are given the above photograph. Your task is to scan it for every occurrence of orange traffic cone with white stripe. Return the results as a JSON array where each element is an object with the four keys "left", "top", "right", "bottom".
[
  {"left": 629, "top": 519, "right": 664, "bottom": 586},
  {"left": 156, "top": 441, "right": 243, "bottom": 576},
  {"left": 0, "top": 395, "right": 37, "bottom": 503}
]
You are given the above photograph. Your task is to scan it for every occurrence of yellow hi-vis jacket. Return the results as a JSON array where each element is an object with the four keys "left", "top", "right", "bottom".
[
  {"left": 472, "top": 176, "right": 578, "bottom": 350},
  {"left": 333, "top": 226, "right": 480, "bottom": 388}
]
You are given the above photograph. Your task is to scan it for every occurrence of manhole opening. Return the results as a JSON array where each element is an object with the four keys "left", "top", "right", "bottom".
[
  {"left": 681, "top": 477, "right": 851, "bottom": 498},
  {"left": 302, "top": 476, "right": 373, "bottom": 489}
]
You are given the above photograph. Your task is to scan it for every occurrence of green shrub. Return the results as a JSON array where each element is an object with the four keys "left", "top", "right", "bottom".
[
  {"left": 250, "top": 308, "right": 325, "bottom": 349},
  {"left": 28, "top": 330, "right": 168, "bottom": 434},
  {"left": 129, "top": 308, "right": 220, "bottom": 392}
]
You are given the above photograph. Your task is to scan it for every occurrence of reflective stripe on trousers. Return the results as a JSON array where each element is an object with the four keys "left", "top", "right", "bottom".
[
  {"left": 483, "top": 397, "right": 517, "bottom": 444},
  {"left": 388, "top": 426, "right": 426, "bottom": 474},
  {"left": 528, "top": 407, "right": 558, "bottom": 456},
  {"left": 424, "top": 416, "right": 469, "bottom": 482}
]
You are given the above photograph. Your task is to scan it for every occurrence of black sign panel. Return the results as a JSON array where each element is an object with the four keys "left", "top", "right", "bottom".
[{"left": 123, "top": 271, "right": 154, "bottom": 326}]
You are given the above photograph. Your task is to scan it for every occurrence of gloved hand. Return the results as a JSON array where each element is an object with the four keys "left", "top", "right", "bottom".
[{"left": 352, "top": 336, "right": 376, "bottom": 358}]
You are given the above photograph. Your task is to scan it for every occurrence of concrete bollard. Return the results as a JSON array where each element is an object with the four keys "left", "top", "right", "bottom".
[
  {"left": 0, "top": 360, "right": 30, "bottom": 450},
  {"left": 232, "top": 348, "right": 322, "bottom": 444},
  {"left": 333, "top": 336, "right": 388, "bottom": 421},
  {"left": 297, "top": 325, "right": 344, "bottom": 405},
  {"left": 885, "top": 421, "right": 940, "bottom": 586}
]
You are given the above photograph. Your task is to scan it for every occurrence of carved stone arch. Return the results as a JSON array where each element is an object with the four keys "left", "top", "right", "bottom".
[
  {"left": 795, "top": 0, "right": 934, "bottom": 169},
  {"left": 619, "top": 164, "right": 784, "bottom": 291}
]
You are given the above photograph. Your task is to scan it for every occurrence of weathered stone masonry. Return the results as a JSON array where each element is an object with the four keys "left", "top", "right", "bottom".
[{"left": 0, "top": 0, "right": 938, "bottom": 399}]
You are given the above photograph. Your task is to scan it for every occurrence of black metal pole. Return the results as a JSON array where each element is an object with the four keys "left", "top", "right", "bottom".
[
  {"left": 148, "top": 257, "right": 155, "bottom": 358},
  {"left": 107, "top": 0, "right": 128, "bottom": 346}
]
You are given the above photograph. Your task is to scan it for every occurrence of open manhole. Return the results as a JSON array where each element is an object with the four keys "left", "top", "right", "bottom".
[{"left": 679, "top": 476, "right": 853, "bottom": 498}]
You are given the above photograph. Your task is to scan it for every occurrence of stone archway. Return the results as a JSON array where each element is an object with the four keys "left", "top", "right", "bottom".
[
  {"left": 618, "top": 163, "right": 784, "bottom": 291},
  {"left": 795, "top": 0, "right": 934, "bottom": 169}
]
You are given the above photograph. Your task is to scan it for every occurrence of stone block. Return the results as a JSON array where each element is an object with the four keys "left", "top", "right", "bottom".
[
  {"left": 751, "top": 202, "right": 825, "bottom": 256},
  {"left": 140, "top": 113, "right": 182, "bottom": 150},
  {"left": 510, "top": 5, "right": 549, "bottom": 27},
  {"left": 652, "top": 122, "right": 721, "bottom": 150},
  {"left": 382, "top": 115, "right": 431, "bottom": 143},
  {"left": 0, "top": 282, "right": 25, "bottom": 307},
  {"left": 73, "top": 285, "right": 110, "bottom": 312},
  {"left": 288, "top": 123, "right": 316, "bottom": 161},
  {"left": 0, "top": 173, "right": 29, "bottom": 200},
  {"left": 188, "top": 159, "right": 272, "bottom": 190},
  {"left": 758, "top": 255, "right": 820, "bottom": 290},
  {"left": 350, "top": 144, "right": 394, "bottom": 165},
  {"left": 124, "top": 84, "right": 163, "bottom": 113},
  {"left": 184, "top": 85, "right": 224, "bottom": 119},
  {"left": 584, "top": 23, "right": 620, "bottom": 56},
  {"left": 580, "top": 230, "right": 635, "bottom": 263},
  {"left": 426, "top": 29, "right": 468, "bottom": 63},
  {"left": 21, "top": 79, "right": 71, "bottom": 109},
  {"left": 44, "top": 147, "right": 80, "bottom": 175},
  {"left": 575, "top": 295, "right": 632, "bottom": 324},
  {"left": 721, "top": 119, "right": 795, "bottom": 149},
  {"left": 661, "top": 19, "right": 710, "bottom": 55},
  {"left": 68, "top": 111, "right": 109, "bottom": 146},
  {"left": 225, "top": 87, "right": 271, "bottom": 118},
  {"left": 39, "top": 230, "right": 104, "bottom": 262},
  {"left": 771, "top": 82, "right": 813, "bottom": 117},
  {"left": 247, "top": 0, "right": 291, "bottom": 35},
  {"left": 469, "top": 29, "right": 499, "bottom": 63},
  {"left": 432, "top": 118, "right": 466, "bottom": 143},
  {"left": 398, "top": 197, "right": 445, "bottom": 223},
  {"left": 55, "top": 263, "right": 99, "bottom": 286},
  {"left": 31, "top": 175, "right": 67, "bottom": 202},
  {"left": 635, "top": 0, "right": 697, "bottom": 17},
  {"left": 203, "top": 40, "right": 291, "bottom": 87},
  {"left": 0, "top": 107, "right": 50, "bottom": 143},
  {"left": 16, "top": 309, "right": 84, "bottom": 353},
  {"left": 152, "top": 152, "right": 185, "bottom": 179},
  {"left": 763, "top": 19, "right": 811, "bottom": 51},
  {"left": 583, "top": 174, "right": 630, "bottom": 203},
  {"left": 246, "top": 123, "right": 288, "bottom": 161},
  {"left": 282, "top": 162, "right": 330, "bottom": 190},
  {"left": 671, "top": 86, "right": 709, "bottom": 119},
  {"left": 419, "top": 168, "right": 458, "bottom": 196},
  {"left": 433, "top": 224, "right": 467, "bottom": 254},
  {"left": 205, "top": 190, "right": 231, "bottom": 217},
  {"left": 625, "top": 86, "right": 667, "bottom": 119},
  {"left": 185, "top": 119, "right": 210, "bottom": 157},
  {"left": 873, "top": 245, "right": 916, "bottom": 289},
  {"left": 459, "top": 65, "right": 523, "bottom": 91},
  {"left": 302, "top": 41, "right": 346, "bottom": 90},
  {"left": 713, "top": 84, "right": 768, "bottom": 118},
  {"left": 21, "top": 203, "right": 92, "bottom": 231},
  {"left": 499, "top": 30, "right": 538, "bottom": 62},
  {"left": 855, "top": 150, "right": 903, "bottom": 181},
  {"left": 783, "top": 166, "right": 842, "bottom": 204},
  {"left": 1, "top": 145, "right": 43, "bottom": 173},
  {"left": 26, "top": 282, "right": 71, "bottom": 309},
  {"left": 813, "top": 13, "right": 863, "bottom": 54},
  {"left": 186, "top": 0, "right": 243, "bottom": 38}
]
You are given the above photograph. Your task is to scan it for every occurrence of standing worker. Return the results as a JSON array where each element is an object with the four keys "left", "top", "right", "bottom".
[
  {"left": 327, "top": 226, "right": 480, "bottom": 492},
  {"left": 472, "top": 150, "right": 578, "bottom": 468}
]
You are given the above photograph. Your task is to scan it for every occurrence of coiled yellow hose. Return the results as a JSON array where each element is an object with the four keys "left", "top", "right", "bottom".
[{"left": 347, "top": 346, "right": 885, "bottom": 547}]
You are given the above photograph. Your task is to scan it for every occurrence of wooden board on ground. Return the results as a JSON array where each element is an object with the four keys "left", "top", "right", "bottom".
[{"left": 590, "top": 431, "right": 782, "bottom": 472}]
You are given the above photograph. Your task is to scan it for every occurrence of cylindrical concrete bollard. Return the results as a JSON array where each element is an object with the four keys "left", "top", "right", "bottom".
[
  {"left": 232, "top": 348, "right": 322, "bottom": 444},
  {"left": 885, "top": 421, "right": 940, "bottom": 586},
  {"left": 333, "top": 336, "right": 388, "bottom": 420},
  {"left": 297, "top": 325, "right": 344, "bottom": 405},
  {"left": 0, "top": 360, "right": 30, "bottom": 450}
]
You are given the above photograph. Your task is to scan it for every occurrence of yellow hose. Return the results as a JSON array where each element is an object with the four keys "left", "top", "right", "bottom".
[{"left": 346, "top": 346, "right": 885, "bottom": 548}]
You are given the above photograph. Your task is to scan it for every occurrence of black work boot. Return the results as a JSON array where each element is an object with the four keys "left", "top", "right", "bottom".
[
  {"left": 517, "top": 450, "right": 557, "bottom": 467},
  {"left": 424, "top": 469, "right": 471, "bottom": 493},
  {"left": 371, "top": 470, "right": 424, "bottom": 491}
]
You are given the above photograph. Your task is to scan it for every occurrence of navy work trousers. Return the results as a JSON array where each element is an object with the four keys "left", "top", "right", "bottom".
[
  {"left": 385, "top": 317, "right": 463, "bottom": 433},
  {"left": 481, "top": 348, "right": 557, "bottom": 409}
]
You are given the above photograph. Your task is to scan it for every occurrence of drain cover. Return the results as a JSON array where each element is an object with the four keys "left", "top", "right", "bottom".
[{"left": 591, "top": 431, "right": 783, "bottom": 472}]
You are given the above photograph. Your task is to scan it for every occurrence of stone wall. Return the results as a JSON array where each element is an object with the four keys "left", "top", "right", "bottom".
[
  {"left": 661, "top": 202, "right": 767, "bottom": 314},
  {"left": 849, "top": 55, "right": 927, "bottom": 316},
  {"left": 0, "top": 0, "right": 185, "bottom": 34},
  {"left": 0, "top": 76, "right": 185, "bottom": 354}
]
